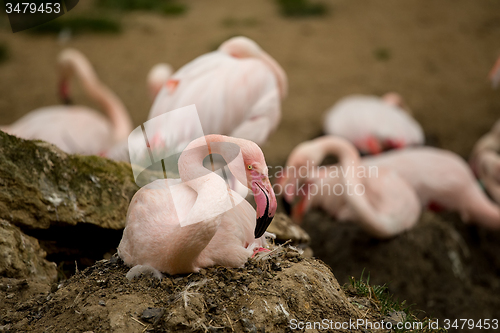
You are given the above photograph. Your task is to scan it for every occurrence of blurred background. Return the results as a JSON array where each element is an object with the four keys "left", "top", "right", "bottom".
[{"left": 1, "top": 0, "right": 500, "bottom": 326}]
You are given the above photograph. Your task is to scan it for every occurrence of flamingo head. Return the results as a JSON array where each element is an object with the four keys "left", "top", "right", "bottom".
[
  {"left": 489, "top": 56, "right": 500, "bottom": 89},
  {"left": 147, "top": 63, "right": 173, "bottom": 99},
  {"left": 218, "top": 36, "right": 288, "bottom": 99},
  {"left": 233, "top": 139, "right": 277, "bottom": 238}
]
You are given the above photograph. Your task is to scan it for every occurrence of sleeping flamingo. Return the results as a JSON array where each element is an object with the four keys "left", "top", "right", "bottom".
[
  {"left": 118, "top": 135, "right": 277, "bottom": 276},
  {"left": 323, "top": 93, "right": 424, "bottom": 155},
  {"left": 0, "top": 49, "right": 132, "bottom": 156},
  {"left": 147, "top": 36, "right": 287, "bottom": 147},
  {"left": 283, "top": 136, "right": 500, "bottom": 231},
  {"left": 468, "top": 56, "right": 500, "bottom": 203},
  {"left": 280, "top": 136, "right": 421, "bottom": 238}
]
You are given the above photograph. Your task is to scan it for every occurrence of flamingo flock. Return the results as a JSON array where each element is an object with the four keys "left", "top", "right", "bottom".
[{"left": 2, "top": 38, "right": 500, "bottom": 276}]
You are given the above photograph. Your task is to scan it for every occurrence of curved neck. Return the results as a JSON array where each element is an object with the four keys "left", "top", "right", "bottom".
[
  {"left": 314, "top": 136, "right": 385, "bottom": 234},
  {"left": 257, "top": 52, "right": 288, "bottom": 99},
  {"left": 178, "top": 135, "right": 248, "bottom": 188},
  {"left": 60, "top": 51, "right": 132, "bottom": 144}
]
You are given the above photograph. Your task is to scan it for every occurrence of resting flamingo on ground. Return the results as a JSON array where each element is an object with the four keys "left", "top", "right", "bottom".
[
  {"left": 323, "top": 93, "right": 424, "bottom": 155},
  {"left": 283, "top": 136, "right": 500, "bottom": 231},
  {"left": 279, "top": 136, "right": 421, "bottom": 238},
  {"left": 147, "top": 36, "right": 287, "bottom": 147},
  {"left": 118, "top": 135, "right": 277, "bottom": 277},
  {"left": 0, "top": 49, "right": 132, "bottom": 156},
  {"left": 469, "top": 56, "right": 500, "bottom": 203}
]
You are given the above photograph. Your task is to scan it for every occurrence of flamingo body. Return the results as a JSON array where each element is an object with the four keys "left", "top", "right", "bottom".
[
  {"left": 363, "top": 147, "right": 500, "bottom": 229},
  {"left": 323, "top": 95, "right": 424, "bottom": 154},
  {"left": 118, "top": 178, "right": 261, "bottom": 274},
  {"left": 2, "top": 106, "right": 112, "bottom": 154},
  {"left": 147, "top": 37, "right": 286, "bottom": 147},
  {"left": 118, "top": 135, "right": 277, "bottom": 276}
]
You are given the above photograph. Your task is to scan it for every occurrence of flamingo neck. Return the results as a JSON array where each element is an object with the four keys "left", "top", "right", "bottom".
[
  {"left": 62, "top": 54, "right": 132, "bottom": 145},
  {"left": 316, "top": 137, "right": 384, "bottom": 232},
  {"left": 258, "top": 52, "right": 288, "bottom": 99}
]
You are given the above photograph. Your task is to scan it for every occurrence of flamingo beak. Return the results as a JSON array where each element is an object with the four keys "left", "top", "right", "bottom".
[
  {"left": 366, "top": 136, "right": 382, "bottom": 155},
  {"left": 290, "top": 182, "right": 309, "bottom": 224},
  {"left": 252, "top": 175, "right": 277, "bottom": 238}
]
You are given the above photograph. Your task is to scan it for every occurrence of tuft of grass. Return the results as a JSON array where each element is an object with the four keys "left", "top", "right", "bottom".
[
  {"left": 276, "top": 0, "right": 327, "bottom": 17},
  {"left": 374, "top": 47, "right": 391, "bottom": 61},
  {"left": 0, "top": 43, "right": 8, "bottom": 64},
  {"left": 29, "top": 16, "right": 121, "bottom": 34},
  {"left": 96, "top": 0, "right": 187, "bottom": 16},
  {"left": 348, "top": 269, "right": 447, "bottom": 333}
]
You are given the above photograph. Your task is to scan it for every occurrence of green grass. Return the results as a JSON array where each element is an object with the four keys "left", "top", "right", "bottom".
[
  {"left": 0, "top": 43, "right": 8, "bottom": 64},
  {"left": 348, "top": 269, "right": 447, "bottom": 333},
  {"left": 29, "top": 16, "right": 121, "bottom": 34},
  {"left": 276, "top": 0, "right": 327, "bottom": 17},
  {"left": 96, "top": 0, "right": 187, "bottom": 16}
]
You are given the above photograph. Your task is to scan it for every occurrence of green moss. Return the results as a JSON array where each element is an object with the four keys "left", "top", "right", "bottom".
[
  {"left": 96, "top": 0, "right": 187, "bottom": 16},
  {"left": 276, "top": 0, "right": 327, "bottom": 17},
  {"left": 0, "top": 131, "right": 138, "bottom": 231},
  {"left": 29, "top": 15, "right": 121, "bottom": 34}
]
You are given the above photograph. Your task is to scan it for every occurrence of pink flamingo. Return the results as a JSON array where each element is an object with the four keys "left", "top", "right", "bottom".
[
  {"left": 280, "top": 136, "right": 421, "bottom": 238},
  {"left": 468, "top": 56, "right": 500, "bottom": 203},
  {"left": 118, "top": 135, "right": 277, "bottom": 276},
  {"left": 323, "top": 93, "right": 424, "bottom": 155},
  {"left": 1, "top": 49, "right": 132, "bottom": 155},
  {"left": 283, "top": 137, "right": 500, "bottom": 231},
  {"left": 147, "top": 36, "right": 287, "bottom": 147}
]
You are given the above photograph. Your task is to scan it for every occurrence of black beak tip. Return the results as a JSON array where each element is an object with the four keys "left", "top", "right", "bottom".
[{"left": 255, "top": 214, "right": 273, "bottom": 238}]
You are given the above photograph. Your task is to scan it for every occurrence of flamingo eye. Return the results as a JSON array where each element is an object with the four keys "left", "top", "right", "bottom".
[{"left": 247, "top": 165, "right": 253, "bottom": 170}]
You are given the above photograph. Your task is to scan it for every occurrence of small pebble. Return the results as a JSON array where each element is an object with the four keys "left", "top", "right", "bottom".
[{"left": 98, "top": 300, "right": 106, "bottom": 306}]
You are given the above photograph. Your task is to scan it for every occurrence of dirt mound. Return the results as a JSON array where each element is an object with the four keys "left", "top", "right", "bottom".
[
  {"left": 302, "top": 210, "right": 500, "bottom": 323},
  {"left": 0, "top": 246, "right": 387, "bottom": 333}
]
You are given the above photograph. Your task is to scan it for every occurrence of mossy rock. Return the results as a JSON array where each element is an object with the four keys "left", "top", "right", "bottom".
[{"left": 0, "top": 130, "right": 139, "bottom": 231}]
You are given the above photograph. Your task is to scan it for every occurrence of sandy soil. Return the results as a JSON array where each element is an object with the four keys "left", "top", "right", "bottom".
[{"left": 2, "top": 0, "right": 500, "bottom": 327}]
